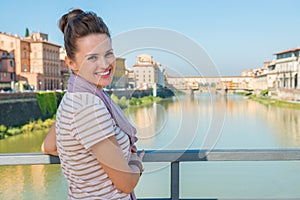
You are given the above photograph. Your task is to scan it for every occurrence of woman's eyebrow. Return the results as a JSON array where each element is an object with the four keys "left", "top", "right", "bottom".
[
  {"left": 85, "top": 53, "right": 98, "bottom": 58},
  {"left": 85, "top": 48, "right": 113, "bottom": 57}
]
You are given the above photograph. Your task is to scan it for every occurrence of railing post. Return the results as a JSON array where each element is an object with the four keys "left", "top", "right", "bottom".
[{"left": 171, "top": 161, "right": 179, "bottom": 200}]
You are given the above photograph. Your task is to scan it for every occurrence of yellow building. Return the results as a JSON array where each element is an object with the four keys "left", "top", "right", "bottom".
[{"left": 110, "top": 57, "right": 128, "bottom": 88}]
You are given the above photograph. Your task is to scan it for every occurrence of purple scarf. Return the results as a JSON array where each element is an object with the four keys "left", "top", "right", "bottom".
[
  {"left": 67, "top": 73, "right": 138, "bottom": 146},
  {"left": 68, "top": 73, "right": 138, "bottom": 200}
]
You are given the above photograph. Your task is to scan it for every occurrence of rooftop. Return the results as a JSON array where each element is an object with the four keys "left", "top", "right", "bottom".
[{"left": 274, "top": 47, "right": 300, "bottom": 55}]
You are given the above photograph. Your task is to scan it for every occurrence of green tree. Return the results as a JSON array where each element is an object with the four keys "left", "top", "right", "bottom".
[
  {"left": 118, "top": 96, "right": 128, "bottom": 109},
  {"left": 25, "top": 27, "right": 30, "bottom": 37},
  {"left": 110, "top": 93, "right": 119, "bottom": 104}
]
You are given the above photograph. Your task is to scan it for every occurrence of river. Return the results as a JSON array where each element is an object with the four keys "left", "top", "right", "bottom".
[{"left": 0, "top": 93, "right": 300, "bottom": 199}]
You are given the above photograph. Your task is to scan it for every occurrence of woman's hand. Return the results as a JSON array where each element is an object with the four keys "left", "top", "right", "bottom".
[
  {"left": 129, "top": 150, "right": 145, "bottom": 175},
  {"left": 129, "top": 150, "right": 144, "bottom": 163},
  {"left": 131, "top": 144, "right": 137, "bottom": 153}
]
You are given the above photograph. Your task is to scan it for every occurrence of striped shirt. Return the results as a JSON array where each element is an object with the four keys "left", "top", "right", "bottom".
[{"left": 56, "top": 92, "right": 131, "bottom": 200}]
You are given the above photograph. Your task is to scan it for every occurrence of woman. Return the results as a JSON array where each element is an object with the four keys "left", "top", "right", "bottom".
[{"left": 42, "top": 9, "right": 144, "bottom": 200}]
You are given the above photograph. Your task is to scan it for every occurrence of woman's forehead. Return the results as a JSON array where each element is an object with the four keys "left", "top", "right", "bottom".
[{"left": 77, "top": 34, "right": 112, "bottom": 54}]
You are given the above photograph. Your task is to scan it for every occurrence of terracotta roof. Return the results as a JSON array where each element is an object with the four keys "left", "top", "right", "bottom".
[
  {"left": 274, "top": 47, "right": 300, "bottom": 55},
  {"left": 0, "top": 32, "right": 21, "bottom": 39},
  {"left": 27, "top": 39, "right": 61, "bottom": 47}
]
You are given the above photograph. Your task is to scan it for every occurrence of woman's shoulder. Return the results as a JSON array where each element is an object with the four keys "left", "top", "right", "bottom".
[{"left": 64, "top": 92, "right": 105, "bottom": 107}]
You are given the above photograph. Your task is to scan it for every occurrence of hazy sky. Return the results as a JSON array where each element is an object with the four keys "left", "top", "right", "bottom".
[{"left": 1, "top": 0, "right": 300, "bottom": 76}]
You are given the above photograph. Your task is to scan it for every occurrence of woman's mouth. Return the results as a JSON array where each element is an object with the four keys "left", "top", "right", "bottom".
[{"left": 96, "top": 67, "right": 112, "bottom": 78}]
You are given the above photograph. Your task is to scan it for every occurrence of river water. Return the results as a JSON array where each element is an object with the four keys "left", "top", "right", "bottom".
[{"left": 1, "top": 93, "right": 300, "bottom": 199}]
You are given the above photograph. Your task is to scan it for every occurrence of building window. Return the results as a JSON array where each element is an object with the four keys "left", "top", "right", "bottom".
[
  {"left": 10, "top": 60, "right": 14, "bottom": 67},
  {"left": 23, "top": 64, "right": 27, "bottom": 72},
  {"left": 277, "top": 52, "right": 292, "bottom": 59},
  {"left": 11, "top": 73, "right": 15, "bottom": 81},
  {"left": 23, "top": 51, "right": 26, "bottom": 59},
  {"left": 34, "top": 62, "right": 38, "bottom": 73}
]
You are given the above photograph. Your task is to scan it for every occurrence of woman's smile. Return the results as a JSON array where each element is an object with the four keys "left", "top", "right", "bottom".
[{"left": 96, "top": 66, "right": 112, "bottom": 78}]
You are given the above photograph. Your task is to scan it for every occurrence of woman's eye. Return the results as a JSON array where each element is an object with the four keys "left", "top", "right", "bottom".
[
  {"left": 87, "top": 55, "right": 97, "bottom": 61},
  {"left": 105, "top": 52, "right": 114, "bottom": 58}
]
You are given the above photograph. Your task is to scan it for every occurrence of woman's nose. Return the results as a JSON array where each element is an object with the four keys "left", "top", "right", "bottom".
[{"left": 97, "top": 57, "right": 109, "bottom": 68}]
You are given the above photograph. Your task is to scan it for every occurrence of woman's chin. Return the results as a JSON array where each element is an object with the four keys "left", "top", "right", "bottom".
[{"left": 98, "top": 80, "right": 112, "bottom": 88}]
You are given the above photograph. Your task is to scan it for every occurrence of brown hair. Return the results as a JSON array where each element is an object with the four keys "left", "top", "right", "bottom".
[{"left": 59, "top": 9, "right": 111, "bottom": 60}]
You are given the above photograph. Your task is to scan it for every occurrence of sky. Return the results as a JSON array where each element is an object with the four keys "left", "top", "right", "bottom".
[{"left": 1, "top": 0, "right": 300, "bottom": 76}]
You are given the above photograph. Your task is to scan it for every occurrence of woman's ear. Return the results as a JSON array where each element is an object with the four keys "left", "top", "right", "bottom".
[{"left": 65, "top": 56, "right": 78, "bottom": 71}]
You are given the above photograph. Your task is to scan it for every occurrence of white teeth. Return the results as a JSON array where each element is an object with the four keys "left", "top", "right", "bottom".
[{"left": 99, "top": 70, "right": 109, "bottom": 76}]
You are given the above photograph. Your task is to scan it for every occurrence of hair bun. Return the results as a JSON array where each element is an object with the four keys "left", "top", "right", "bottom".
[{"left": 58, "top": 8, "right": 84, "bottom": 34}]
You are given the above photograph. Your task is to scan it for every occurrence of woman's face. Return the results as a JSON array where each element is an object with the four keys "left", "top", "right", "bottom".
[{"left": 70, "top": 33, "right": 115, "bottom": 88}]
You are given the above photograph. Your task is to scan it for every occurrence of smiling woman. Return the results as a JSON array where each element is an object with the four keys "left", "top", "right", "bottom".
[
  {"left": 41, "top": 8, "right": 144, "bottom": 200},
  {"left": 66, "top": 33, "right": 115, "bottom": 87}
]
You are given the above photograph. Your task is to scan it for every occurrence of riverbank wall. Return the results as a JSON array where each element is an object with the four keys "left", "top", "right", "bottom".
[
  {"left": 0, "top": 92, "right": 57, "bottom": 127},
  {"left": 269, "top": 89, "right": 300, "bottom": 102},
  {"left": 105, "top": 88, "right": 174, "bottom": 99},
  {"left": 0, "top": 88, "right": 174, "bottom": 127}
]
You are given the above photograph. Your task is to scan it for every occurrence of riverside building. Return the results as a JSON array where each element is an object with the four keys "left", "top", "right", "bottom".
[
  {"left": 242, "top": 46, "right": 300, "bottom": 100},
  {"left": 0, "top": 49, "right": 15, "bottom": 89},
  {"left": 110, "top": 57, "right": 128, "bottom": 89},
  {"left": 0, "top": 31, "right": 64, "bottom": 91},
  {"left": 244, "top": 47, "right": 300, "bottom": 92},
  {"left": 274, "top": 47, "right": 300, "bottom": 90},
  {"left": 133, "top": 54, "right": 165, "bottom": 89}
]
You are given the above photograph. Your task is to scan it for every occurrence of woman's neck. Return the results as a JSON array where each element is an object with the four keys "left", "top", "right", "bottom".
[
  {"left": 97, "top": 85, "right": 103, "bottom": 90},
  {"left": 71, "top": 72, "right": 103, "bottom": 91}
]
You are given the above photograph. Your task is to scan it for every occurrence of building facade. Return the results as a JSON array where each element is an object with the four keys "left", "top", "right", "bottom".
[
  {"left": 133, "top": 54, "right": 165, "bottom": 89},
  {"left": 244, "top": 47, "right": 300, "bottom": 92},
  {"left": 0, "top": 32, "right": 64, "bottom": 91},
  {"left": 126, "top": 68, "right": 135, "bottom": 88},
  {"left": 274, "top": 47, "right": 300, "bottom": 89},
  {"left": 110, "top": 57, "right": 128, "bottom": 89},
  {"left": 0, "top": 49, "right": 15, "bottom": 89}
]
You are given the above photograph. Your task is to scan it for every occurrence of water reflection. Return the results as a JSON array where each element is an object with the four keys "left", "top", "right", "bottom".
[
  {"left": 125, "top": 93, "right": 300, "bottom": 150},
  {"left": 258, "top": 103, "right": 300, "bottom": 147},
  {"left": 1, "top": 94, "right": 300, "bottom": 199},
  {"left": 126, "top": 96, "right": 202, "bottom": 150},
  {"left": 127, "top": 103, "right": 167, "bottom": 142},
  {"left": 0, "top": 130, "right": 47, "bottom": 153},
  {"left": 0, "top": 165, "right": 67, "bottom": 200},
  {"left": 0, "top": 166, "right": 25, "bottom": 199}
]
